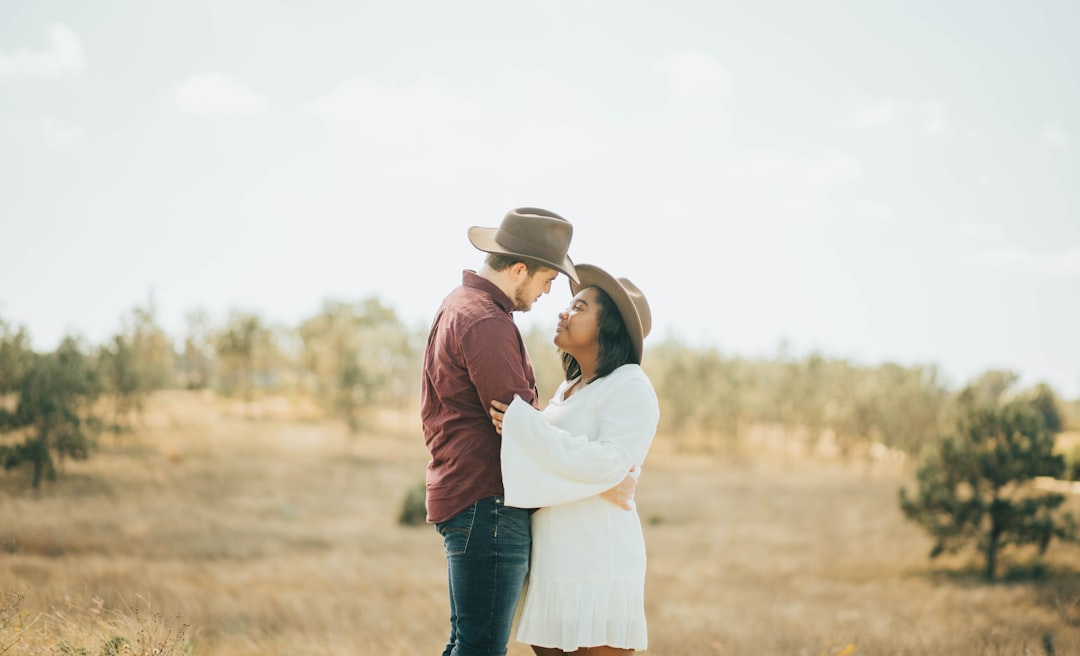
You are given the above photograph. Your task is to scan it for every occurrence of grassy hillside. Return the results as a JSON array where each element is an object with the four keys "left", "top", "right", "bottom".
[{"left": 2, "top": 391, "right": 1080, "bottom": 655}]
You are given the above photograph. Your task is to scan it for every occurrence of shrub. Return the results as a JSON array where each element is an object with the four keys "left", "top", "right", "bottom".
[{"left": 398, "top": 480, "right": 428, "bottom": 526}]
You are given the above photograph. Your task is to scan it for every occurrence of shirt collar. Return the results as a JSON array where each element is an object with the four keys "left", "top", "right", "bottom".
[{"left": 463, "top": 270, "right": 516, "bottom": 314}]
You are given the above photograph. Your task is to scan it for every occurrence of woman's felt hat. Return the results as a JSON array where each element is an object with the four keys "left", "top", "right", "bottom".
[{"left": 570, "top": 263, "right": 652, "bottom": 364}]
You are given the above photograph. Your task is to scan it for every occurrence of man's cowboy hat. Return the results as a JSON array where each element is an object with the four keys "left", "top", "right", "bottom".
[
  {"left": 570, "top": 263, "right": 652, "bottom": 364},
  {"left": 468, "top": 208, "right": 579, "bottom": 283}
]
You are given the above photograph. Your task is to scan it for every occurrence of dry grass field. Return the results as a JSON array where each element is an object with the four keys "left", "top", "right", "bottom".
[{"left": 3, "top": 390, "right": 1080, "bottom": 655}]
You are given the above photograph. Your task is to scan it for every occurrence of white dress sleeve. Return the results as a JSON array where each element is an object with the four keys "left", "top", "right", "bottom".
[{"left": 500, "top": 371, "right": 660, "bottom": 509}]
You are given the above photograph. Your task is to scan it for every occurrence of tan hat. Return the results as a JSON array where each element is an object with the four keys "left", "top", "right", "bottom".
[
  {"left": 570, "top": 264, "right": 652, "bottom": 364},
  {"left": 468, "top": 208, "right": 578, "bottom": 283}
]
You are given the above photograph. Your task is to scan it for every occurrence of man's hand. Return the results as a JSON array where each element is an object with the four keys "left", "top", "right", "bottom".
[
  {"left": 600, "top": 466, "right": 638, "bottom": 510},
  {"left": 490, "top": 399, "right": 508, "bottom": 435}
]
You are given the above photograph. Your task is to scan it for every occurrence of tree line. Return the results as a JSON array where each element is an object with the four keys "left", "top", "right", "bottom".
[
  {"left": 2, "top": 298, "right": 1078, "bottom": 486},
  {"left": 0, "top": 297, "right": 422, "bottom": 487},
  {"left": 3, "top": 297, "right": 1080, "bottom": 578}
]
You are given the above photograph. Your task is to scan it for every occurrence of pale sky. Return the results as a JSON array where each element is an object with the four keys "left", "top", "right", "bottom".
[{"left": 1, "top": 0, "right": 1078, "bottom": 398}]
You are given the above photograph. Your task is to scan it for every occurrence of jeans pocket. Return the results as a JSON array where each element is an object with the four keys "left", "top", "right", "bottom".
[
  {"left": 436, "top": 502, "right": 477, "bottom": 556},
  {"left": 494, "top": 498, "right": 532, "bottom": 550}
]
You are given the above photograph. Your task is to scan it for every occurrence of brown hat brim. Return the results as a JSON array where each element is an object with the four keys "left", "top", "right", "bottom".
[
  {"left": 570, "top": 263, "right": 652, "bottom": 364},
  {"left": 469, "top": 226, "right": 579, "bottom": 283}
]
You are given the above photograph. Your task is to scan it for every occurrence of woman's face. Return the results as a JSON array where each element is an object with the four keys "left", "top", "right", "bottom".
[{"left": 554, "top": 286, "right": 602, "bottom": 356}]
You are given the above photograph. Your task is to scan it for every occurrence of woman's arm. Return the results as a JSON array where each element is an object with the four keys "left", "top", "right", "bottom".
[{"left": 499, "top": 373, "right": 659, "bottom": 509}]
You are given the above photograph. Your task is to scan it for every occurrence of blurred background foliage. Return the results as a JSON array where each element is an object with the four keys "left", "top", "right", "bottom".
[{"left": 1, "top": 297, "right": 1078, "bottom": 488}]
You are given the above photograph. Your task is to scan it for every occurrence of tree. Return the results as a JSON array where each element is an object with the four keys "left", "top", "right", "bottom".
[
  {"left": 98, "top": 334, "right": 145, "bottom": 432},
  {"left": 215, "top": 311, "right": 280, "bottom": 403},
  {"left": 645, "top": 339, "right": 744, "bottom": 451},
  {"left": 0, "top": 318, "right": 34, "bottom": 395},
  {"left": 177, "top": 308, "right": 215, "bottom": 390},
  {"left": 298, "top": 298, "right": 416, "bottom": 431},
  {"left": 822, "top": 362, "right": 877, "bottom": 459},
  {"left": 963, "top": 370, "right": 1020, "bottom": 408},
  {"left": 871, "top": 363, "right": 948, "bottom": 457},
  {"left": 123, "top": 296, "right": 175, "bottom": 391},
  {"left": 97, "top": 301, "right": 175, "bottom": 431},
  {"left": 1, "top": 337, "right": 101, "bottom": 488},
  {"left": 1020, "top": 382, "right": 1064, "bottom": 434},
  {"left": 899, "top": 383, "right": 1077, "bottom": 579}
]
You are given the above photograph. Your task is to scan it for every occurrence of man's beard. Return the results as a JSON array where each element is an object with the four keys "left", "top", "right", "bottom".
[{"left": 512, "top": 279, "right": 534, "bottom": 312}]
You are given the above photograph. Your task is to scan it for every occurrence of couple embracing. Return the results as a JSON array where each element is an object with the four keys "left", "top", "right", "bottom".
[{"left": 421, "top": 207, "right": 660, "bottom": 656}]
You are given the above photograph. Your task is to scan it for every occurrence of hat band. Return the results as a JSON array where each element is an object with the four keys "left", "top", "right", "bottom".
[{"left": 495, "top": 230, "right": 564, "bottom": 265}]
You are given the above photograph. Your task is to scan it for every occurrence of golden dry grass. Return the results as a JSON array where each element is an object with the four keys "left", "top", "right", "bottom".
[{"left": 2, "top": 390, "right": 1080, "bottom": 655}]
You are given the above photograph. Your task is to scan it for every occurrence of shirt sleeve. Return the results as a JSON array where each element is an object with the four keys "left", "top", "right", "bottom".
[
  {"left": 460, "top": 316, "right": 539, "bottom": 413},
  {"left": 500, "top": 373, "right": 660, "bottom": 509}
]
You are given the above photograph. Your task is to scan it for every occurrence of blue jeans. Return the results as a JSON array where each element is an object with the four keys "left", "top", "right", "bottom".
[{"left": 436, "top": 496, "right": 531, "bottom": 656}]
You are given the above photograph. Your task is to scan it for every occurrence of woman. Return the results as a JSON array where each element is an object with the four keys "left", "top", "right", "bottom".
[{"left": 491, "top": 263, "right": 660, "bottom": 655}]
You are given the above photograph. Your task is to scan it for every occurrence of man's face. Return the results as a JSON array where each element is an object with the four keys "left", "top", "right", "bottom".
[{"left": 512, "top": 266, "right": 559, "bottom": 312}]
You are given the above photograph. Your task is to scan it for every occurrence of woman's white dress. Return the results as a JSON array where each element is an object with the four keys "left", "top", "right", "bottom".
[{"left": 501, "top": 363, "right": 660, "bottom": 651}]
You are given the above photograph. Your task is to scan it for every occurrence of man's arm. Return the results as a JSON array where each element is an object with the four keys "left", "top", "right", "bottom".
[{"left": 463, "top": 318, "right": 538, "bottom": 414}]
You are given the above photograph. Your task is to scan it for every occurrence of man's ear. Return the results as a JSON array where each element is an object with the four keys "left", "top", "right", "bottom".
[{"left": 509, "top": 262, "right": 530, "bottom": 281}]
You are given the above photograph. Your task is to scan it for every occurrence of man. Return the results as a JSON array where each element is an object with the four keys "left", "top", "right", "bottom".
[{"left": 421, "top": 207, "right": 632, "bottom": 656}]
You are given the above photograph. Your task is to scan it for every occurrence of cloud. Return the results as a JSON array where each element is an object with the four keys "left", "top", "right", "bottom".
[
  {"left": 849, "top": 200, "right": 893, "bottom": 223},
  {"left": 848, "top": 99, "right": 952, "bottom": 137},
  {"left": 305, "top": 75, "right": 503, "bottom": 171},
  {"left": 305, "top": 75, "right": 517, "bottom": 194},
  {"left": 41, "top": 117, "right": 86, "bottom": 151},
  {"left": 175, "top": 72, "right": 269, "bottom": 115},
  {"left": 983, "top": 247, "right": 1080, "bottom": 277},
  {"left": 655, "top": 52, "right": 732, "bottom": 103},
  {"left": 711, "top": 149, "right": 864, "bottom": 225},
  {"left": 799, "top": 151, "right": 863, "bottom": 189},
  {"left": 0, "top": 24, "right": 85, "bottom": 78},
  {"left": 917, "top": 101, "right": 951, "bottom": 137},
  {"left": 947, "top": 220, "right": 1003, "bottom": 240},
  {"left": 847, "top": 99, "right": 903, "bottom": 128},
  {"left": 718, "top": 149, "right": 863, "bottom": 191},
  {"left": 1041, "top": 123, "right": 1071, "bottom": 152},
  {"left": 522, "top": 69, "right": 575, "bottom": 103},
  {"left": 307, "top": 76, "right": 483, "bottom": 133}
]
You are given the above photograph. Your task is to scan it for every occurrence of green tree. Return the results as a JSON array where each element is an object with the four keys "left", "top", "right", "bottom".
[
  {"left": 960, "top": 370, "right": 1020, "bottom": 409},
  {"left": 899, "top": 383, "right": 1077, "bottom": 580},
  {"left": 299, "top": 298, "right": 415, "bottom": 431},
  {"left": 872, "top": 363, "right": 948, "bottom": 457},
  {"left": 177, "top": 308, "right": 215, "bottom": 390},
  {"left": 758, "top": 345, "right": 808, "bottom": 460},
  {"left": 1020, "top": 382, "right": 1064, "bottom": 433},
  {"left": 215, "top": 311, "right": 281, "bottom": 403},
  {"left": 0, "top": 318, "right": 34, "bottom": 395},
  {"left": 645, "top": 339, "right": 745, "bottom": 452},
  {"left": 0, "top": 337, "right": 101, "bottom": 488},
  {"left": 124, "top": 297, "right": 175, "bottom": 391},
  {"left": 97, "top": 301, "right": 175, "bottom": 431},
  {"left": 648, "top": 339, "right": 697, "bottom": 437},
  {"left": 821, "top": 362, "right": 877, "bottom": 458},
  {"left": 1064, "top": 397, "right": 1080, "bottom": 431},
  {"left": 98, "top": 334, "right": 144, "bottom": 432}
]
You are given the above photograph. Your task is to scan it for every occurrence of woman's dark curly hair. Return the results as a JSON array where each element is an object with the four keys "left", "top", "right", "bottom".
[{"left": 561, "top": 285, "right": 636, "bottom": 384}]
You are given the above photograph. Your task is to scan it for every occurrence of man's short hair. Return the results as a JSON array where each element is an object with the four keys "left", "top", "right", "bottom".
[{"left": 485, "top": 252, "right": 549, "bottom": 275}]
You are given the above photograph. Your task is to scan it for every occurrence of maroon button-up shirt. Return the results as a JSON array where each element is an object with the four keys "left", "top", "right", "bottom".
[{"left": 421, "top": 270, "right": 540, "bottom": 523}]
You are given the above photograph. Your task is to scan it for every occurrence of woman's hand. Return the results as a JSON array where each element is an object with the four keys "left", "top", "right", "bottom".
[{"left": 490, "top": 399, "right": 508, "bottom": 435}]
